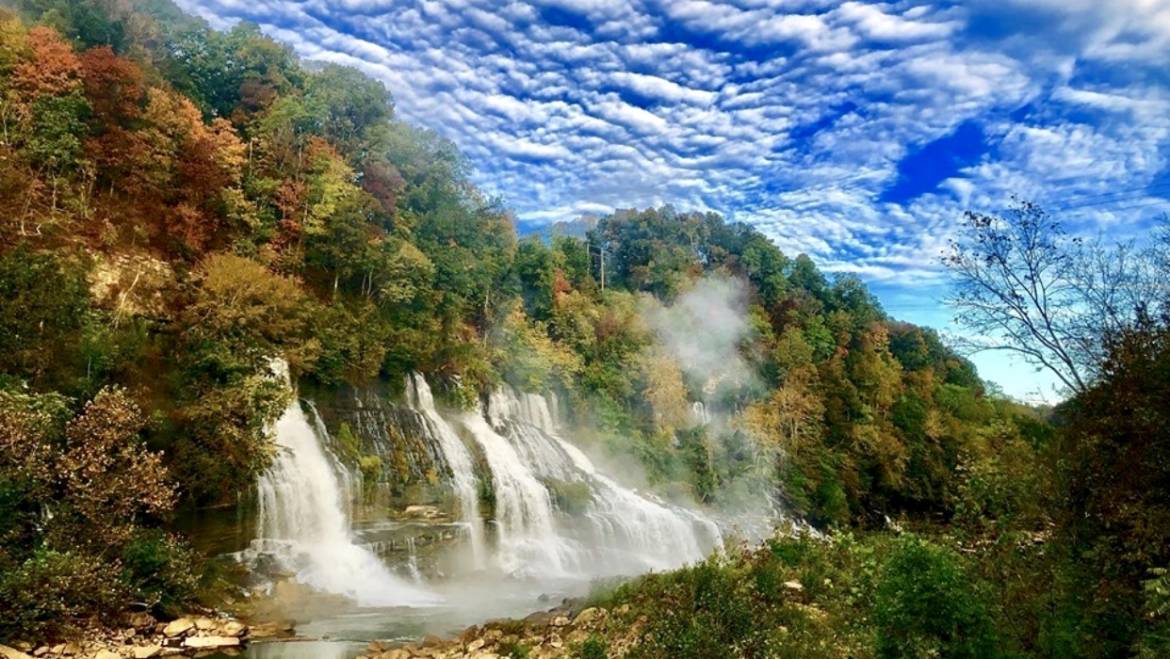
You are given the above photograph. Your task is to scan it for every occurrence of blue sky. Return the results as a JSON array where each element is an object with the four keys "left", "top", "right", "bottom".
[{"left": 179, "top": 0, "right": 1170, "bottom": 401}]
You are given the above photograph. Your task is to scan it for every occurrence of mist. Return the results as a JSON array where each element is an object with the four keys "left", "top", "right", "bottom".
[{"left": 643, "top": 275, "right": 760, "bottom": 401}]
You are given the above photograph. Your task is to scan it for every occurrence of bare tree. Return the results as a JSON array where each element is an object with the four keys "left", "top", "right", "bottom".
[{"left": 943, "top": 201, "right": 1157, "bottom": 397}]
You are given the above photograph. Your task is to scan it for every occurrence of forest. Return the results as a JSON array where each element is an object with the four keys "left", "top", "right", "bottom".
[{"left": 0, "top": 1, "right": 1167, "bottom": 658}]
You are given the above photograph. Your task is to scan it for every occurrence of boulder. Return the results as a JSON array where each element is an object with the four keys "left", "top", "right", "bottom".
[
  {"left": 572, "top": 608, "right": 605, "bottom": 626},
  {"left": 466, "top": 638, "right": 485, "bottom": 652},
  {"left": 182, "top": 636, "right": 240, "bottom": 649},
  {"left": 162, "top": 618, "right": 195, "bottom": 638},
  {"left": 132, "top": 645, "right": 162, "bottom": 659},
  {"left": 403, "top": 505, "right": 442, "bottom": 519},
  {"left": 194, "top": 617, "right": 216, "bottom": 631},
  {"left": 0, "top": 645, "right": 33, "bottom": 659},
  {"left": 127, "top": 613, "right": 156, "bottom": 630},
  {"left": 550, "top": 616, "right": 570, "bottom": 627},
  {"left": 219, "top": 621, "right": 247, "bottom": 638},
  {"left": 93, "top": 651, "right": 121, "bottom": 659}
]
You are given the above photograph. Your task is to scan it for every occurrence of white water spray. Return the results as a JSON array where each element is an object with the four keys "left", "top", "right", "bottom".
[
  {"left": 484, "top": 385, "right": 724, "bottom": 575},
  {"left": 460, "top": 408, "right": 576, "bottom": 576},
  {"left": 253, "top": 370, "right": 438, "bottom": 607},
  {"left": 405, "top": 373, "right": 486, "bottom": 570}
]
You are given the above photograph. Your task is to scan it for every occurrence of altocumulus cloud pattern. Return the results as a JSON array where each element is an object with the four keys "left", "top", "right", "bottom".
[{"left": 178, "top": 0, "right": 1170, "bottom": 289}]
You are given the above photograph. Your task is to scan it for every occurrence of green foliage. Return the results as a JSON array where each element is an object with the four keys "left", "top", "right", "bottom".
[
  {"left": 0, "top": 548, "right": 122, "bottom": 640},
  {"left": 119, "top": 529, "right": 199, "bottom": 615},
  {"left": 1137, "top": 567, "right": 1170, "bottom": 657},
  {"left": 0, "top": 248, "right": 89, "bottom": 388},
  {"left": 26, "top": 90, "right": 88, "bottom": 172},
  {"left": 874, "top": 535, "right": 998, "bottom": 659},
  {"left": 575, "top": 636, "right": 609, "bottom": 659}
]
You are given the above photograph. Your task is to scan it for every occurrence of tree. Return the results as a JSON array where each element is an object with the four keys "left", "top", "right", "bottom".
[{"left": 943, "top": 201, "right": 1155, "bottom": 396}]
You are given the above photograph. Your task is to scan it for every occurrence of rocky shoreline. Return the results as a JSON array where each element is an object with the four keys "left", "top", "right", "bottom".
[
  {"left": 0, "top": 613, "right": 293, "bottom": 659},
  {"left": 358, "top": 603, "right": 632, "bottom": 659}
]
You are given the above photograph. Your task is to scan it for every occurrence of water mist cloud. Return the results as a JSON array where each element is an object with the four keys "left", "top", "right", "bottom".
[{"left": 643, "top": 275, "right": 758, "bottom": 400}]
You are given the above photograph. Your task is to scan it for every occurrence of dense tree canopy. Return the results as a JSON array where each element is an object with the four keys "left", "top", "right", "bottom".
[{"left": 4, "top": 3, "right": 1163, "bottom": 655}]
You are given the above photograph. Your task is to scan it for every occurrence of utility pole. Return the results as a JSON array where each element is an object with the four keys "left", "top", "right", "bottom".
[{"left": 600, "top": 245, "right": 605, "bottom": 291}]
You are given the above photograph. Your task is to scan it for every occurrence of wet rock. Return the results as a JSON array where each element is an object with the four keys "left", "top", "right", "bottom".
[
  {"left": 403, "top": 505, "right": 443, "bottom": 519},
  {"left": 162, "top": 618, "right": 195, "bottom": 638},
  {"left": 249, "top": 621, "right": 295, "bottom": 639}
]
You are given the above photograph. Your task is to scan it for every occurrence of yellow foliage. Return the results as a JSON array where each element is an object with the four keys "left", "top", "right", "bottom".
[{"left": 638, "top": 348, "right": 690, "bottom": 435}]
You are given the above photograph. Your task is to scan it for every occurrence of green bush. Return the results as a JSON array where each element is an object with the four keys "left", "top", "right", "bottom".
[
  {"left": 575, "top": 635, "right": 609, "bottom": 659},
  {"left": 0, "top": 549, "right": 122, "bottom": 641},
  {"left": 874, "top": 535, "right": 998, "bottom": 659},
  {"left": 119, "top": 529, "right": 199, "bottom": 616}
]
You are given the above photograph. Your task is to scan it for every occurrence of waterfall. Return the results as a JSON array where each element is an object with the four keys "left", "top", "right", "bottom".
[
  {"left": 405, "top": 373, "right": 486, "bottom": 570},
  {"left": 691, "top": 401, "right": 710, "bottom": 426},
  {"left": 483, "top": 385, "right": 724, "bottom": 575},
  {"left": 459, "top": 408, "right": 576, "bottom": 576},
  {"left": 254, "top": 387, "right": 439, "bottom": 607},
  {"left": 245, "top": 363, "right": 731, "bottom": 605}
]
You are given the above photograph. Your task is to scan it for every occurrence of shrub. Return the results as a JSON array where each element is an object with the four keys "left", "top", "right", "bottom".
[
  {"left": 0, "top": 549, "right": 122, "bottom": 641},
  {"left": 119, "top": 529, "right": 199, "bottom": 616},
  {"left": 576, "top": 636, "right": 609, "bottom": 659},
  {"left": 874, "top": 535, "right": 998, "bottom": 659}
]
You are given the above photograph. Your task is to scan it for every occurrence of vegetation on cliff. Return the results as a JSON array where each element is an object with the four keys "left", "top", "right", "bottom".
[{"left": 0, "top": 2, "right": 1166, "bottom": 657}]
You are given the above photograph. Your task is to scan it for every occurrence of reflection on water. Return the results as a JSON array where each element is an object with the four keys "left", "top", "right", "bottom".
[{"left": 220, "top": 573, "right": 592, "bottom": 659}]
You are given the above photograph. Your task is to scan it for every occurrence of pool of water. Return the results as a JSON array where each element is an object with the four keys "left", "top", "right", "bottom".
[{"left": 210, "top": 570, "right": 595, "bottom": 659}]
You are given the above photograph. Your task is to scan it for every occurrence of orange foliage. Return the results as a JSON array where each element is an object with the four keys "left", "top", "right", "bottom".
[
  {"left": 80, "top": 46, "right": 144, "bottom": 122},
  {"left": 12, "top": 26, "right": 80, "bottom": 98}
]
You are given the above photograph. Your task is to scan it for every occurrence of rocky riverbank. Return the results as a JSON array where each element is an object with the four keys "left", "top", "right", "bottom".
[
  {"left": 0, "top": 613, "right": 293, "bottom": 659},
  {"left": 358, "top": 603, "right": 634, "bottom": 659}
]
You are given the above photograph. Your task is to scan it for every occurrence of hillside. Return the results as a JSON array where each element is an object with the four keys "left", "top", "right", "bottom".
[{"left": 0, "top": 2, "right": 1168, "bottom": 658}]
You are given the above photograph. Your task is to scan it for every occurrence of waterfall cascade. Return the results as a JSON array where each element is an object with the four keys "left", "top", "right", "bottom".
[
  {"left": 406, "top": 373, "right": 487, "bottom": 570},
  {"left": 248, "top": 368, "right": 738, "bottom": 607},
  {"left": 485, "top": 386, "right": 723, "bottom": 574},
  {"left": 251, "top": 373, "right": 438, "bottom": 607}
]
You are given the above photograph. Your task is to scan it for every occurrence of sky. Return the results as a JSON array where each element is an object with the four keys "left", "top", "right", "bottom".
[{"left": 177, "top": 0, "right": 1170, "bottom": 402}]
